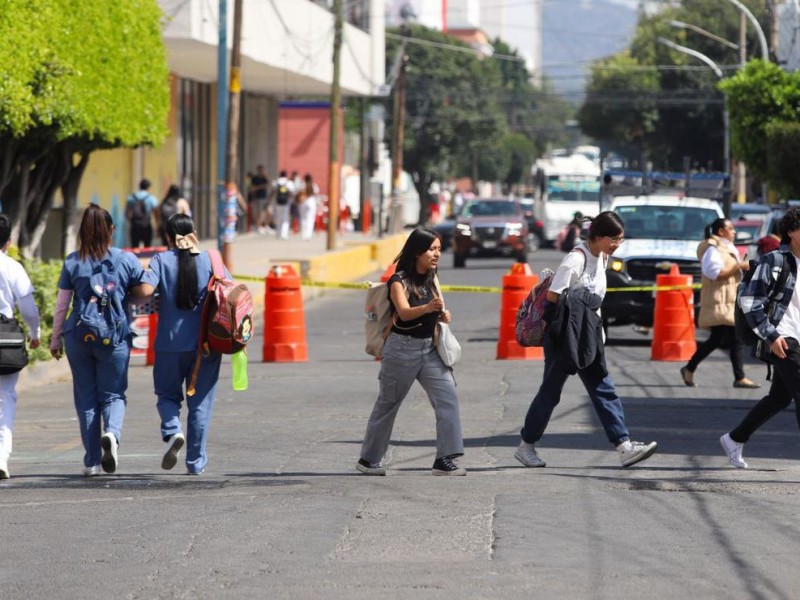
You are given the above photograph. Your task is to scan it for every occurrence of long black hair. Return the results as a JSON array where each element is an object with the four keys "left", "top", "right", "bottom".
[
  {"left": 165, "top": 213, "right": 199, "bottom": 310},
  {"left": 393, "top": 228, "right": 439, "bottom": 299},
  {"left": 586, "top": 211, "right": 624, "bottom": 240},
  {"left": 705, "top": 217, "right": 728, "bottom": 239}
]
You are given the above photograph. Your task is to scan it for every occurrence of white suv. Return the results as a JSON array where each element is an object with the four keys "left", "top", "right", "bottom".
[{"left": 602, "top": 195, "right": 724, "bottom": 328}]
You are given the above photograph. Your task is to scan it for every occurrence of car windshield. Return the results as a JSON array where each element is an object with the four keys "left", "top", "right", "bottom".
[
  {"left": 461, "top": 201, "right": 519, "bottom": 217},
  {"left": 614, "top": 205, "right": 720, "bottom": 241},
  {"left": 735, "top": 223, "right": 761, "bottom": 239}
]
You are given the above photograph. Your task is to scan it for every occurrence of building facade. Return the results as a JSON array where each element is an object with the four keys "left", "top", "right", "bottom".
[{"left": 76, "top": 0, "right": 384, "bottom": 245}]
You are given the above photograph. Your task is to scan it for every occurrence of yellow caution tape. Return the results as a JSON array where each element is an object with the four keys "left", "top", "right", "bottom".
[{"left": 233, "top": 274, "right": 700, "bottom": 294}]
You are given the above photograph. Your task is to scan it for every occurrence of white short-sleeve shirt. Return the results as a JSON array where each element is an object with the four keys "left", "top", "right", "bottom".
[
  {"left": 549, "top": 243, "right": 607, "bottom": 299},
  {"left": 0, "top": 251, "right": 34, "bottom": 319}
]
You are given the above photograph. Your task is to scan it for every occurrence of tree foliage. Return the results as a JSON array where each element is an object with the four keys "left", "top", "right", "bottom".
[
  {"left": 0, "top": 0, "right": 170, "bottom": 256},
  {"left": 384, "top": 25, "right": 571, "bottom": 222},
  {"left": 719, "top": 60, "right": 800, "bottom": 181},
  {"left": 578, "top": 0, "right": 769, "bottom": 170},
  {"left": 765, "top": 121, "right": 800, "bottom": 199}
]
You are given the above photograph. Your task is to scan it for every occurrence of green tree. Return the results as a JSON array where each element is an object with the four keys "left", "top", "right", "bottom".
[
  {"left": 0, "top": 0, "right": 170, "bottom": 257},
  {"left": 719, "top": 60, "right": 800, "bottom": 181},
  {"left": 385, "top": 25, "right": 506, "bottom": 223},
  {"left": 766, "top": 121, "right": 800, "bottom": 199},
  {"left": 579, "top": 0, "right": 769, "bottom": 170}
]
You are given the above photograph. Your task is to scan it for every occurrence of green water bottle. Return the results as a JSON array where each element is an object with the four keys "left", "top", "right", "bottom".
[{"left": 231, "top": 350, "right": 248, "bottom": 391}]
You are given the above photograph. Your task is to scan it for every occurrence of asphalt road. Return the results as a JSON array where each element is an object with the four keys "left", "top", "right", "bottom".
[{"left": 4, "top": 248, "right": 800, "bottom": 600}]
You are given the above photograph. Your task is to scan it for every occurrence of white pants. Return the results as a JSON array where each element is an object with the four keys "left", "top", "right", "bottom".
[
  {"left": 0, "top": 372, "right": 20, "bottom": 461},
  {"left": 299, "top": 198, "right": 317, "bottom": 240},
  {"left": 274, "top": 203, "right": 292, "bottom": 239}
]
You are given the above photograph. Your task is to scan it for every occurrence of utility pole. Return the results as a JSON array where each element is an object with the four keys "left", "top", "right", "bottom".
[
  {"left": 390, "top": 52, "right": 408, "bottom": 234},
  {"left": 736, "top": 12, "right": 747, "bottom": 204},
  {"left": 216, "top": 0, "right": 228, "bottom": 252},
  {"left": 223, "top": 0, "right": 244, "bottom": 268},
  {"left": 327, "top": 0, "right": 343, "bottom": 251},
  {"left": 359, "top": 97, "right": 369, "bottom": 233}
]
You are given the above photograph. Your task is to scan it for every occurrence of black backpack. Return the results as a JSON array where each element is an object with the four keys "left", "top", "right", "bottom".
[
  {"left": 275, "top": 184, "right": 290, "bottom": 206},
  {"left": 0, "top": 314, "right": 28, "bottom": 375},
  {"left": 128, "top": 195, "right": 150, "bottom": 228},
  {"left": 734, "top": 253, "right": 791, "bottom": 357}
]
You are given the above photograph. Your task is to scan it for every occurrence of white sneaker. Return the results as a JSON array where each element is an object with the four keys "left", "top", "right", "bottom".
[
  {"left": 83, "top": 465, "right": 102, "bottom": 477},
  {"left": 100, "top": 432, "right": 118, "bottom": 474},
  {"left": 0, "top": 457, "right": 9, "bottom": 480},
  {"left": 618, "top": 440, "right": 657, "bottom": 467},
  {"left": 720, "top": 433, "right": 747, "bottom": 469},
  {"left": 514, "top": 441, "right": 546, "bottom": 467},
  {"left": 162, "top": 433, "right": 186, "bottom": 470}
]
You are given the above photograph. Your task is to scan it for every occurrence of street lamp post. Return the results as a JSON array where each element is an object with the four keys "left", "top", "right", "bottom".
[
  {"left": 724, "top": 0, "right": 768, "bottom": 60},
  {"left": 658, "top": 37, "right": 731, "bottom": 214}
]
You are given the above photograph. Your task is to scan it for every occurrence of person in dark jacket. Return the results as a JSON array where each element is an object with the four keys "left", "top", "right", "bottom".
[
  {"left": 515, "top": 211, "right": 658, "bottom": 469},
  {"left": 720, "top": 208, "right": 800, "bottom": 469}
]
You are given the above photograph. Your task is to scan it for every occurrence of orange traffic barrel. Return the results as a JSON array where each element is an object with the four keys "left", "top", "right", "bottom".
[
  {"left": 651, "top": 264, "right": 696, "bottom": 361},
  {"left": 263, "top": 264, "right": 308, "bottom": 362},
  {"left": 380, "top": 262, "right": 397, "bottom": 282},
  {"left": 497, "top": 262, "right": 543, "bottom": 360}
]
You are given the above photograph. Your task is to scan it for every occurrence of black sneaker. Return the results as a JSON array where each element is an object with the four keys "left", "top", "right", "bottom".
[
  {"left": 356, "top": 458, "right": 386, "bottom": 476},
  {"left": 432, "top": 455, "right": 466, "bottom": 476}
]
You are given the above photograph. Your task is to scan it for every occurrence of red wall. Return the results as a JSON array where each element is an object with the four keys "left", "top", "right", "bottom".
[{"left": 277, "top": 103, "right": 344, "bottom": 197}]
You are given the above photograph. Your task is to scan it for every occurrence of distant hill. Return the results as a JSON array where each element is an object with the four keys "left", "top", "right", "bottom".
[{"left": 542, "top": 0, "right": 638, "bottom": 103}]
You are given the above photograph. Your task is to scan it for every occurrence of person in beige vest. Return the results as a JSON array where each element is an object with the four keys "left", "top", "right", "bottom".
[{"left": 680, "top": 218, "right": 759, "bottom": 388}]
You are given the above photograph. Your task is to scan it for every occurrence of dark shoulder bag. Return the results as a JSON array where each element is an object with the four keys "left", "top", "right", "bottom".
[{"left": 0, "top": 314, "right": 28, "bottom": 375}]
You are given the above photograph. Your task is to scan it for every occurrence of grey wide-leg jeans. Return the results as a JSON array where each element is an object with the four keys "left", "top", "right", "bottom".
[{"left": 360, "top": 333, "right": 464, "bottom": 463}]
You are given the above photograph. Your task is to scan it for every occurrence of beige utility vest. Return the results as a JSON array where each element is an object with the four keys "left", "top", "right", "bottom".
[{"left": 697, "top": 236, "right": 741, "bottom": 329}]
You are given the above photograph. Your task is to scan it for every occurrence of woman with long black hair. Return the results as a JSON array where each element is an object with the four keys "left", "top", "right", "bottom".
[
  {"left": 356, "top": 228, "right": 465, "bottom": 476},
  {"left": 51, "top": 205, "right": 143, "bottom": 476},
  {"left": 134, "top": 213, "right": 224, "bottom": 475}
]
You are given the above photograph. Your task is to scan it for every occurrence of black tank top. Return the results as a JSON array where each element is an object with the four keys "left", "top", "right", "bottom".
[{"left": 388, "top": 272, "right": 439, "bottom": 338}]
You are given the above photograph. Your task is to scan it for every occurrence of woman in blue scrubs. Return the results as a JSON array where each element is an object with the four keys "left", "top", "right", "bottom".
[
  {"left": 135, "top": 214, "right": 222, "bottom": 475},
  {"left": 51, "top": 205, "right": 143, "bottom": 476}
]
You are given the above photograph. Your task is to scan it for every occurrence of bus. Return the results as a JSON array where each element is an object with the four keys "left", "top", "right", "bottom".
[{"left": 531, "top": 154, "right": 601, "bottom": 246}]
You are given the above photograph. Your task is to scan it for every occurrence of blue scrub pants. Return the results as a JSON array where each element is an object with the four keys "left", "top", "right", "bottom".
[
  {"left": 153, "top": 350, "right": 222, "bottom": 474},
  {"left": 64, "top": 333, "right": 130, "bottom": 468}
]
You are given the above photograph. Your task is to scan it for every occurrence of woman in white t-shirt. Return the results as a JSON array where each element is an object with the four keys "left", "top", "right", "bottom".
[{"left": 514, "top": 211, "right": 658, "bottom": 469}]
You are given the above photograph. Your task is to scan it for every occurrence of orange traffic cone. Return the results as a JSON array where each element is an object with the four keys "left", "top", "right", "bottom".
[
  {"left": 650, "top": 264, "right": 696, "bottom": 361},
  {"left": 497, "top": 263, "right": 543, "bottom": 360},
  {"left": 263, "top": 264, "right": 308, "bottom": 362}
]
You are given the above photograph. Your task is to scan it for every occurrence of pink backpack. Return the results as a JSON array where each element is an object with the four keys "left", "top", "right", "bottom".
[
  {"left": 188, "top": 249, "right": 254, "bottom": 395},
  {"left": 515, "top": 268, "right": 555, "bottom": 347}
]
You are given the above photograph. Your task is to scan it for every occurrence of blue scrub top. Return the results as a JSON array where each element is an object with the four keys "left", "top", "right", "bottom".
[
  {"left": 143, "top": 250, "right": 216, "bottom": 352},
  {"left": 58, "top": 248, "right": 144, "bottom": 334}
]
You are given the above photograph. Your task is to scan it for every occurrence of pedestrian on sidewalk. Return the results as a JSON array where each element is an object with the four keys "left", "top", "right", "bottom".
[
  {"left": 273, "top": 171, "right": 296, "bottom": 240},
  {"left": 515, "top": 211, "right": 658, "bottom": 469},
  {"left": 50, "top": 205, "right": 144, "bottom": 476},
  {"left": 297, "top": 173, "right": 319, "bottom": 241},
  {"left": 126, "top": 178, "right": 159, "bottom": 248},
  {"left": 250, "top": 165, "right": 271, "bottom": 234},
  {"left": 0, "top": 215, "right": 41, "bottom": 480},
  {"left": 356, "top": 228, "right": 466, "bottom": 477},
  {"left": 680, "top": 218, "right": 758, "bottom": 389},
  {"left": 133, "top": 214, "right": 224, "bottom": 475},
  {"left": 158, "top": 184, "right": 192, "bottom": 246},
  {"left": 720, "top": 208, "right": 800, "bottom": 469}
]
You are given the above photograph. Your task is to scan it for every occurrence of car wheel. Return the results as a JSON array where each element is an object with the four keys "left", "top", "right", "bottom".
[{"left": 453, "top": 253, "right": 466, "bottom": 268}]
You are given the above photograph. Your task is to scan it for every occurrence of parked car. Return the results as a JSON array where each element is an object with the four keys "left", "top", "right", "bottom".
[
  {"left": 602, "top": 195, "right": 724, "bottom": 328},
  {"left": 433, "top": 217, "right": 456, "bottom": 251},
  {"left": 519, "top": 196, "right": 544, "bottom": 252},
  {"left": 451, "top": 198, "right": 529, "bottom": 268},
  {"left": 729, "top": 203, "right": 773, "bottom": 221}
]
